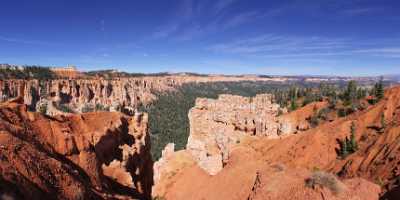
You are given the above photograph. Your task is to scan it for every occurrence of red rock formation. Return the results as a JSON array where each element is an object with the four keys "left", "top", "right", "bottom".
[
  {"left": 153, "top": 86, "right": 400, "bottom": 200},
  {"left": 152, "top": 143, "right": 381, "bottom": 200},
  {"left": 186, "top": 94, "right": 286, "bottom": 175},
  {"left": 0, "top": 75, "right": 296, "bottom": 112},
  {"left": 0, "top": 97, "right": 153, "bottom": 199}
]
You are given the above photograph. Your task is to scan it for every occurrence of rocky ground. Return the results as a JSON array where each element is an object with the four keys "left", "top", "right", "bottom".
[{"left": 153, "top": 86, "right": 400, "bottom": 200}]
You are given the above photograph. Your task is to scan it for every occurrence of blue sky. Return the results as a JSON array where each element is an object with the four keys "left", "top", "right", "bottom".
[{"left": 1, "top": 0, "right": 400, "bottom": 76}]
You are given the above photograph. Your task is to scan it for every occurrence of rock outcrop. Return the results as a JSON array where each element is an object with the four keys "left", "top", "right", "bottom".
[
  {"left": 153, "top": 140, "right": 381, "bottom": 200},
  {"left": 153, "top": 143, "right": 175, "bottom": 184},
  {"left": 153, "top": 86, "right": 400, "bottom": 200},
  {"left": 0, "top": 78, "right": 174, "bottom": 111},
  {"left": 0, "top": 75, "right": 296, "bottom": 113},
  {"left": 0, "top": 97, "right": 153, "bottom": 199},
  {"left": 186, "top": 94, "right": 284, "bottom": 175}
]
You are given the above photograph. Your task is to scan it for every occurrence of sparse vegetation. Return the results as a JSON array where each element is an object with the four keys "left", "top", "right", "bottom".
[
  {"left": 375, "top": 78, "right": 385, "bottom": 101},
  {"left": 38, "top": 102, "right": 48, "bottom": 115},
  {"left": 338, "top": 122, "right": 358, "bottom": 159},
  {"left": 81, "top": 104, "right": 94, "bottom": 113},
  {"left": 142, "top": 81, "right": 323, "bottom": 159},
  {"left": 143, "top": 79, "right": 385, "bottom": 160},
  {"left": 57, "top": 104, "right": 74, "bottom": 113},
  {"left": 379, "top": 113, "right": 386, "bottom": 133},
  {"left": 152, "top": 196, "right": 166, "bottom": 200},
  {"left": 95, "top": 103, "right": 110, "bottom": 111},
  {"left": 305, "top": 171, "right": 346, "bottom": 195}
]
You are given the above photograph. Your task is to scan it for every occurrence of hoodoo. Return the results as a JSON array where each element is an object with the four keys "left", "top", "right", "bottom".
[{"left": 0, "top": 97, "right": 153, "bottom": 199}]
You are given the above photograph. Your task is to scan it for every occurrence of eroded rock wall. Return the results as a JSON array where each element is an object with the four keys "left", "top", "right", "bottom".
[
  {"left": 0, "top": 75, "right": 298, "bottom": 113},
  {"left": 186, "top": 94, "right": 286, "bottom": 175},
  {"left": 0, "top": 97, "right": 153, "bottom": 199},
  {"left": 0, "top": 78, "right": 177, "bottom": 111}
]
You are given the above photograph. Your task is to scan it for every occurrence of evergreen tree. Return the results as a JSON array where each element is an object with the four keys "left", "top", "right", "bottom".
[
  {"left": 375, "top": 78, "right": 384, "bottom": 101},
  {"left": 344, "top": 81, "right": 358, "bottom": 106},
  {"left": 357, "top": 88, "right": 367, "bottom": 99},
  {"left": 290, "top": 98, "right": 298, "bottom": 111},
  {"left": 350, "top": 122, "right": 358, "bottom": 151}
]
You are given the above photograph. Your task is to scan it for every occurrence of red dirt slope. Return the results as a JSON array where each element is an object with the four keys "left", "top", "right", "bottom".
[{"left": 154, "top": 86, "right": 400, "bottom": 200}]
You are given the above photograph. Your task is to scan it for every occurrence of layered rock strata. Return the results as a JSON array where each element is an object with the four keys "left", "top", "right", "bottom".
[
  {"left": 0, "top": 75, "right": 295, "bottom": 113},
  {"left": 186, "top": 94, "right": 287, "bottom": 175},
  {"left": 0, "top": 97, "right": 153, "bottom": 199}
]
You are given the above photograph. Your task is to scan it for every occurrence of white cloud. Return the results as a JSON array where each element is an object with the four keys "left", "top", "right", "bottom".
[{"left": 208, "top": 34, "right": 400, "bottom": 60}]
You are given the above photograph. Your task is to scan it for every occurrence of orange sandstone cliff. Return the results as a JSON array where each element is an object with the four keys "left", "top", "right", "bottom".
[
  {"left": 0, "top": 97, "right": 153, "bottom": 199},
  {"left": 0, "top": 75, "right": 293, "bottom": 113}
]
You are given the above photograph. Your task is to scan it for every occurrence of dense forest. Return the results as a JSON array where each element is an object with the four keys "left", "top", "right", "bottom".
[{"left": 141, "top": 80, "right": 385, "bottom": 160}]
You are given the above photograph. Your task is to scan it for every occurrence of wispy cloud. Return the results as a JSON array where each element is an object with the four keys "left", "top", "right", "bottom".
[
  {"left": 208, "top": 34, "right": 400, "bottom": 59},
  {"left": 0, "top": 35, "right": 59, "bottom": 46},
  {"left": 351, "top": 48, "right": 400, "bottom": 58},
  {"left": 223, "top": 11, "right": 261, "bottom": 28},
  {"left": 341, "top": 7, "right": 383, "bottom": 16},
  {"left": 151, "top": 0, "right": 264, "bottom": 41},
  {"left": 351, "top": 48, "right": 400, "bottom": 54},
  {"left": 209, "top": 34, "right": 350, "bottom": 54},
  {"left": 152, "top": 24, "right": 179, "bottom": 39},
  {"left": 213, "top": 0, "right": 236, "bottom": 14}
]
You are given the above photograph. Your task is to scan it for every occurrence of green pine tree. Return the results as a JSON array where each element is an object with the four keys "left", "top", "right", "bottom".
[
  {"left": 340, "top": 138, "right": 349, "bottom": 158},
  {"left": 344, "top": 81, "right": 358, "bottom": 106},
  {"left": 375, "top": 78, "right": 384, "bottom": 101},
  {"left": 350, "top": 122, "right": 358, "bottom": 152},
  {"left": 290, "top": 98, "right": 298, "bottom": 111}
]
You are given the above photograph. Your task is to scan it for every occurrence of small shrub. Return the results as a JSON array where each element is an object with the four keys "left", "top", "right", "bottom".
[
  {"left": 38, "top": 103, "right": 47, "bottom": 115},
  {"left": 368, "top": 98, "right": 377, "bottom": 105},
  {"left": 309, "top": 114, "right": 319, "bottom": 128},
  {"left": 317, "top": 108, "right": 330, "bottom": 121},
  {"left": 379, "top": 113, "right": 386, "bottom": 133},
  {"left": 57, "top": 104, "right": 74, "bottom": 113},
  {"left": 305, "top": 171, "right": 346, "bottom": 195},
  {"left": 312, "top": 166, "right": 320, "bottom": 172},
  {"left": 337, "top": 108, "right": 347, "bottom": 117},
  {"left": 152, "top": 196, "right": 166, "bottom": 200},
  {"left": 375, "top": 177, "right": 385, "bottom": 187},
  {"left": 95, "top": 103, "right": 109, "bottom": 111},
  {"left": 81, "top": 104, "right": 94, "bottom": 113},
  {"left": 271, "top": 163, "right": 286, "bottom": 171},
  {"left": 277, "top": 108, "right": 284, "bottom": 116}
]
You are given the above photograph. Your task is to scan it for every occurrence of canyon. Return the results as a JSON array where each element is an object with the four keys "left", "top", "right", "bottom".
[
  {"left": 0, "top": 97, "right": 152, "bottom": 199},
  {"left": 1, "top": 74, "right": 400, "bottom": 200},
  {"left": 0, "top": 76, "right": 294, "bottom": 113},
  {"left": 152, "top": 86, "right": 400, "bottom": 200}
]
